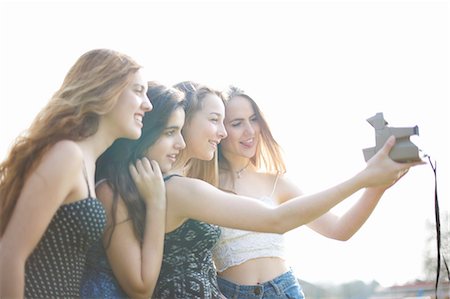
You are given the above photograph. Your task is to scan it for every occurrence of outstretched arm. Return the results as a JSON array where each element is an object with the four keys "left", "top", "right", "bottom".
[
  {"left": 99, "top": 158, "right": 166, "bottom": 299},
  {"left": 168, "top": 136, "right": 422, "bottom": 234},
  {"left": 307, "top": 187, "right": 385, "bottom": 240},
  {"left": 278, "top": 168, "right": 409, "bottom": 240}
]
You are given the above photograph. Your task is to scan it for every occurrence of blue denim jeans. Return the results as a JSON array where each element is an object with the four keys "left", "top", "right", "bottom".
[{"left": 216, "top": 270, "right": 305, "bottom": 299}]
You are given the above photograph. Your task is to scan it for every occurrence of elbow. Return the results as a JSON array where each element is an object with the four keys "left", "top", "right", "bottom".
[
  {"left": 335, "top": 235, "right": 351, "bottom": 242},
  {"left": 331, "top": 230, "right": 354, "bottom": 241},
  {"left": 122, "top": 281, "right": 156, "bottom": 299},
  {"left": 120, "top": 268, "right": 160, "bottom": 298},
  {"left": 270, "top": 216, "right": 297, "bottom": 234},
  {"left": 272, "top": 225, "right": 287, "bottom": 234},
  {"left": 270, "top": 209, "right": 309, "bottom": 234},
  {"left": 125, "top": 287, "right": 155, "bottom": 299}
]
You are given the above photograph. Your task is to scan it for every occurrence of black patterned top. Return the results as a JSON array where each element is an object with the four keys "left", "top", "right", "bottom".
[
  {"left": 24, "top": 196, "right": 106, "bottom": 298},
  {"left": 152, "top": 218, "right": 223, "bottom": 299}
]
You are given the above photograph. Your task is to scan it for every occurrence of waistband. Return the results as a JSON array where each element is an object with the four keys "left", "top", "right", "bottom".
[{"left": 216, "top": 269, "right": 298, "bottom": 294}]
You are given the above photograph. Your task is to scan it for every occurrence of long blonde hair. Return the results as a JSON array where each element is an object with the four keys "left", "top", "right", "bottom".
[
  {"left": 173, "top": 82, "right": 224, "bottom": 187},
  {"left": 0, "top": 49, "right": 141, "bottom": 235}
]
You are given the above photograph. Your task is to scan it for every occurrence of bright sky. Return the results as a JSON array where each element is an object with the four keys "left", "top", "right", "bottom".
[{"left": 1, "top": 0, "right": 448, "bottom": 287}]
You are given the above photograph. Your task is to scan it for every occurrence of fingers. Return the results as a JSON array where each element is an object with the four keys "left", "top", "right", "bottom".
[
  {"left": 397, "top": 167, "right": 409, "bottom": 179},
  {"left": 129, "top": 157, "right": 163, "bottom": 180},
  {"left": 380, "top": 135, "right": 396, "bottom": 155},
  {"left": 131, "top": 157, "right": 153, "bottom": 174},
  {"left": 129, "top": 163, "right": 138, "bottom": 181},
  {"left": 404, "top": 160, "right": 427, "bottom": 167},
  {"left": 128, "top": 158, "right": 166, "bottom": 203},
  {"left": 149, "top": 159, "right": 163, "bottom": 178}
]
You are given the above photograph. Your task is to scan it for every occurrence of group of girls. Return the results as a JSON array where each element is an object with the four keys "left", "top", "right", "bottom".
[{"left": 0, "top": 49, "right": 422, "bottom": 299}]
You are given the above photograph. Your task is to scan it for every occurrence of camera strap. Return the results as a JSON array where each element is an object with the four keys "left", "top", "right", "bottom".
[{"left": 427, "top": 156, "right": 450, "bottom": 298}]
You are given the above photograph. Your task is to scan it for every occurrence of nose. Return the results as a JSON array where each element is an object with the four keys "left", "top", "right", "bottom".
[
  {"left": 175, "top": 134, "right": 186, "bottom": 150},
  {"left": 142, "top": 95, "right": 152, "bottom": 112},
  {"left": 244, "top": 121, "right": 255, "bottom": 135},
  {"left": 217, "top": 121, "right": 228, "bottom": 140}
]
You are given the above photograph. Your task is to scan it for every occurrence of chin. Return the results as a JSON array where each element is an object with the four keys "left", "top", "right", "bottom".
[
  {"left": 206, "top": 151, "right": 216, "bottom": 161},
  {"left": 196, "top": 153, "right": 214, "bottom": 161},
  {"left": 126, "top": 128, "right": 143, "bottom": 140},
  {"left": 161, "top": 165, "right": 171, "bottom": 173}
]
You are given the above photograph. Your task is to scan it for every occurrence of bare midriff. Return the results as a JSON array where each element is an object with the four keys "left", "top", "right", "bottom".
[{"left": 217, "top": 257, "right": 289, "bottom": 285}]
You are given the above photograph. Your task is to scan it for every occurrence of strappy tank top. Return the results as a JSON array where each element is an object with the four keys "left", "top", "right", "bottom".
[
  {"left": 24, "top": 162, "right": 107, "bottom": 298},
  {"left": 212, "top": 173, "right": 286, "bottom": 272},
  {"left": 153, "top": 174, "right": 223, "bottom": 299}
]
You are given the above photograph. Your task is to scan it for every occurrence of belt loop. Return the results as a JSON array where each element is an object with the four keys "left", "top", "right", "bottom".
[
  {"left": 233, "top": 285, "right": 239, "bottom": 299},
  {"left": 269, "top": 279, "right": 282, "bottom": 296}
]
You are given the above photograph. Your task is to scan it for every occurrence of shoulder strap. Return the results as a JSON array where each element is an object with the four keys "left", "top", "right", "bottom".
[
  {"left": 164, "top": 174, "right": 183, "bottom": 182},
  {"left": 269, "top": 171, "right": 281, "bottom": 198},
  {"left": 82, "top": 160, "right": 92, "bottom": 198}
]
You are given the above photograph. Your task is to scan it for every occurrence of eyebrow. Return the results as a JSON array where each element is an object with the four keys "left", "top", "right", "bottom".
[
  {"left": 230, "top": 117, "right": 244, "bottom": 122},
  {"left": 165, "top": 125, "right": 181, "bottom": 130},
  {"left": 209, "top": 112, "right": 223, "bottom": 117},
  {"left": 230, "top": 114, "right": 257, "bottom": 122},
  {"left": 133, "top": 83, "right": 146, "bottom": 90}
]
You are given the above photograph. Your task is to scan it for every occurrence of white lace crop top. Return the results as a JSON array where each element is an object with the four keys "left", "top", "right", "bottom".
[{"left": 212, "top": 175, "right": 286, "bottom": 272}]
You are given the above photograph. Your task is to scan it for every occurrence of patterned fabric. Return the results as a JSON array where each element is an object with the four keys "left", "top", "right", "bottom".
[
  {"left": 153, "top": 219, "right": 223, "bottom": 299},
  {"left": 212, "top": 196, "right": 286, "bottom": 272},
  {"left": 24, "top": 198, "right": 106, "bottom": 298},
  {"left": 80, "top": 240, "right": 127, "bottom": 298}
]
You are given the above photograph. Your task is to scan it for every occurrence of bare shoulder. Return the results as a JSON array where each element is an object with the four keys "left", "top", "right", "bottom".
[
  {"left": 165, "top": 176, "right": 206, "bottom": 193},
  {"left": 165, "top": 175, "right": 218, "bottom": 202},
  {"left": 50, "top": 140, "right": 83, "bottom": 158},
  {"left": 277, "top": 172, "right": 298, "bottom": 186},
  {"left": 255, "top": 171, "right": 278, "bottom": 183},
  {"left": 96, "top": 179, "right": 129, "bottom": 223},
  {"left": 35, "top": 140, "right": 83, "bottom": 177},
  {"left": 96, "top": 180, "right": 114, "bottom": 206},
  {"left": 273, "top": 172, "right": 304, "bottom": 203},
  {"left": 43, "top": 140, "right": 83, "bottom": 169}
]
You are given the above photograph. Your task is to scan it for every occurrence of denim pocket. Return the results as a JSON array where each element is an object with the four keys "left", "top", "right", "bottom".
[{"left": 284, "top": 284, "right": 305, "bottom": 299}]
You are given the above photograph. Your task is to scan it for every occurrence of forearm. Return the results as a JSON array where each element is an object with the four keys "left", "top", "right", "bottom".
[
  {"left": 275, "top": 173, "right": 366, "bottom": 233},
  {"left": 140, "top": 204, "right": 166, "bottom": 296},
  {"left": 333, "top": 187, "right": 385, "bottom": 240},
  {"left": 117, "top": 204, "right": 165, "bottom": 299}
]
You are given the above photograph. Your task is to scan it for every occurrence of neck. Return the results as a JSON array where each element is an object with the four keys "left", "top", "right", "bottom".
[
  {"left": 167, "top": 165, "right": 186, "bottom": 176},
  {"left": 221, "top": 154, "right": 252, "bottom": 178},
  {"left": 170, "top": 151, "right": 193, "bottom": 176},
  {"left": 77, "top": 134, "right": 114, "bottom": 165},
  {"left": 88, "top": 119, "right": 127, "bottom": 161}
]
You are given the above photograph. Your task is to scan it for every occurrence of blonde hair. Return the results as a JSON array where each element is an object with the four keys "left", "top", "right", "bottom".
[
  {"left": 173, "top": 82, "right": 224, "bottom": 187},
  {"left": 0, "top": 49, "right": 141, "bottom": 235}
]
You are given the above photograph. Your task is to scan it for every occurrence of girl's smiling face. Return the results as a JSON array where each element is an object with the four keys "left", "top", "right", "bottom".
[
  {"left": 220, "top": 96, "right": 260, "bottom": 159},
  {"left": 145, "top": 107, "right": 186, "bottom": 173},
  {"left": 103, "top": 69, "right": 152, "bottom": 140},
  {"left": 182, "top": 93, "right": 228, "bottom": 161}
]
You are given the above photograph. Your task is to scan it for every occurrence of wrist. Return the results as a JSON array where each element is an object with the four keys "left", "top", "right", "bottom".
[{"left": 145, "top": 195, "right": 166, "bottom": 210}]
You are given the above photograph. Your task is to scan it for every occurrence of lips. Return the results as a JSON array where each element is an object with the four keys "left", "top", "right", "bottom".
[
  {"left": 209, "top": 140, "right": 219, "bottom": 149},
  {"left": 240, "top": 138, "right": 254, "bottom": 148},
  {"left": 167, "top": 153, "right": 178, "bottom": 163},
  {"left": 134, "top": 113, "right": 144, "bottom": 126}
]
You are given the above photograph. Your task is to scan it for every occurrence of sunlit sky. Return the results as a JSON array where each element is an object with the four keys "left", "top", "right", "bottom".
[{"left": 1, "top": 0, "right": 449, "bottom": 287}]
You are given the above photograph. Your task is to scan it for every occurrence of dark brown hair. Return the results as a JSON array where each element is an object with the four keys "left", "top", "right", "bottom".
[{"left": 96, "top": 82, "right": 185, "bottom": 244}]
